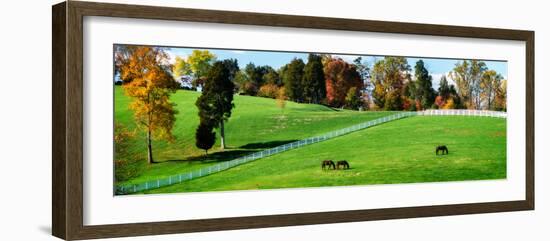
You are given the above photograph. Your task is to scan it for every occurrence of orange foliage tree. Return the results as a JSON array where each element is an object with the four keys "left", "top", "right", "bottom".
[
  {"left": 434, "top": 95, "right": 445, "bottom": 109},
  {"left": 324, "top": 58, "right": 363, "bottom": 108},
  {"left": 115, "top": 46, "right": 179, "bottom": 164},
  {"left": 258, "top": 83, "right": 280, "bottom": 99}
]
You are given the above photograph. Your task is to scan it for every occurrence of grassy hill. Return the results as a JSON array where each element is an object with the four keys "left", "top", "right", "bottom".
[
  {"left": 115, "top": 86, "right": 395, "bottom": 185},
  {"left": 142, "top": 116, "right": 506, "bottom": 194}
]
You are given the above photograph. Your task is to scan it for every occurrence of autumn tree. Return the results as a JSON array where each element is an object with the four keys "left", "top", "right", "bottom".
[
  {"left": 302, "top": 54, "right": 326, "bottom": 104},
  {"left": 435, "top": 75, "right": 463, "bottom": 110},
  {"left": 449, "top": 60, "right": 487, "bottom": 109},
  {"left": 370, "top": 57, "right": 410, "bottom": 110},
  {"left": 195, "top": 122, "right": 216, "bottom": 156},
  {"left": 115, "top": 46, "right": 179, "bottom": 164},
  {"left": 258, "top": 84, "right": 280, "bottom": 98},
  {"left": 413, "top": 60, "right": 436, "bottom": 110},
  {"left": 276, "top": 87, "right": 287, "bottom": 115},
  {"left": 173, "top": 56, "right": 191, "bottom": 79},
  {"left": 494, "top": 79, "right": 507, "bottom": 111},
  {"left": 283, "top": 58, "right": 305, "bottom": 102},
  {"left": 195, "top": 61, "right": 236, "bottom": 150},
  {"left": 323, "top": 58, "right": 363, "bottom": 108},
  {"left": 481, "top": 70, "right": 503, "bottom": 110}
]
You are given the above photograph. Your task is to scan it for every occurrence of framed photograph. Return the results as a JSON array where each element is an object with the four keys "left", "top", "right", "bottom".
[{"left": 52, "top": 1, "right": 534, "bottom": 240}]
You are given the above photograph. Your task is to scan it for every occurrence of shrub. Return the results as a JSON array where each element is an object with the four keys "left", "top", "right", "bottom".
[{"left": 258, "top": 84, "right": 280, "bottom": 98}]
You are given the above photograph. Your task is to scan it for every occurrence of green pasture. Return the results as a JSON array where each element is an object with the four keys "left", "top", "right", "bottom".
[
  {"left": 143, "top": 116, "right": 506, "bottom": 193},
  {"left": 115, "top": 86, "right": 395, "bottom": 185}
]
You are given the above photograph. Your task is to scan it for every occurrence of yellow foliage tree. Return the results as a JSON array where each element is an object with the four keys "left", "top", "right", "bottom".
[
  {"left": 115, "top": 46, "right": 179, "bottom": 164},
  {"left": 276, "top": 87, "right": 287, "bottom": 115},
  {"left": 442, "top": 98, "right": 455, "bottom": 109}
]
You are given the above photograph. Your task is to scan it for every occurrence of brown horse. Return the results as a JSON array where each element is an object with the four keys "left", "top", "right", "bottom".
[
  {"left": 336, "top": 160, "right": 350, "bottom": 170},
  {"left": 321, "top": 160, "right": 336, "bottom": 170},
  {"left": 435, "top": 145, "right": 449, "bottom": 155}
]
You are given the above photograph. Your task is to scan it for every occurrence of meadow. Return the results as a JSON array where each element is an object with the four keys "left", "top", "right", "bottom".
[
  {"left": 115, "top": 86, "right": 396, "bottom": 186},
  {"left": 144, "top": 115, "right": 506, "bottom": 193},
  {"left": 115, "top": 86, "right": 506, "bottom": 193}
]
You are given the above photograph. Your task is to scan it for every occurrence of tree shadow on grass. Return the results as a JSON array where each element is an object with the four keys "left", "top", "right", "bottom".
[
  {"left": 163, "top": 149, "right": 257, "bottom": 164},
  {"left": 239, "top": 140, "right": 298, "bottom": 149}
]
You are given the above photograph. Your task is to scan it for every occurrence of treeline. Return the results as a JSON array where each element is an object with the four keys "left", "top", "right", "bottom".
[{"left": 174, "top": 50, "right": 506, "bottom": 112}]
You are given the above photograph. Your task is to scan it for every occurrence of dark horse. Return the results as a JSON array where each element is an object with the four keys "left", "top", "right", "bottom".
[
  {"left": 336, "top": 160, "right": 350, "bottom": 170},
  {"left": 321, "top": 160, "right": 336, "bottom": 170},
  {"left": 435, "top": 145, "right": 449, "bottom": 155}
]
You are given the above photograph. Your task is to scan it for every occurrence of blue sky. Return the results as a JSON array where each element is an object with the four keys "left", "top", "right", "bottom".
[{"left": 167, "top": 47, "right": 507, "bottom": 89}]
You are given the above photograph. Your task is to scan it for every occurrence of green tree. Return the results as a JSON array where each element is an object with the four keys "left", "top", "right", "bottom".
[
  {"left": 222, "top": 58, "right": 239, "bottom": 80},
  {"left": 238, "top": 63, "right": 271, "bottom": 95},
  {"left": 195, "top": 61, "right": 236, "bottom": 150},
  {"left": 263, "top": 67, "right": 281, "bottom": 86},
  {"left": 283, "top": 58, "right": 305, "bottom": 102},
  {"left": 438, "top": 75, "right": 451, "bottom": 99},
  {"left": 233, "top": 70, "right": 253, "bottom": 95},
  {"left": 345, "top": 87, "right": 363, "bottom": 110},
  {"left": 195, "top": 123, "right": 216, "bottom": 156},
  {"left": 413, "top": 60, "right": 436, "bottom": 110},
  {"left": 302, "top": 54, "right": 326, "bottom": 104}
]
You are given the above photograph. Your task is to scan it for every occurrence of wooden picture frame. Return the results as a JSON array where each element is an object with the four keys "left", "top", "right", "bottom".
[{"left": 52, "top": 1, "right": 534, "bottom": 240}]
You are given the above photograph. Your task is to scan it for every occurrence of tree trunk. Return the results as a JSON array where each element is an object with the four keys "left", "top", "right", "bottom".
[
  {"left": 220, "top": 120, "right": 226, "bottom": 150},
  {"left": 147, "top": 127, "right": 154, "bottom": 164}
]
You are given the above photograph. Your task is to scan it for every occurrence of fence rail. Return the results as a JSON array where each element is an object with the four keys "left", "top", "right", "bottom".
[{"left": 115, "top": 109, "right": 506, "bottom": 194}]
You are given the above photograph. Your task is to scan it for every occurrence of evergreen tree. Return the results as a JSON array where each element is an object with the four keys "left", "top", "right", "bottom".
[
  {"left": 195, "top": 123, "right": 216, "bottom": 156},
  {"left": 283, "top": 58, "right": 305, "bottom": 102},
  {"left": 302, "top": 54, "right": 326, "bottom": 104},
  {"left": 413, "top": 60, "right": 436, "bottom": 110},
  {"left": 438, "top": 75, "right": 451, "bottom": 99},
  {"left": 195, "top": 61, "right": 236, "bottom": 150}
]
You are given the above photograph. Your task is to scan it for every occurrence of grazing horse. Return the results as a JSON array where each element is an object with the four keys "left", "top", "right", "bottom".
[
  {"left": 435, "top": 145, "right": 449, "bottom": 155},
  {"left": 321, "top": 160, "right": 336, "bottom": 170},
  {"left": 336, "top": 160, "right": 350, "bottom": 170}
]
